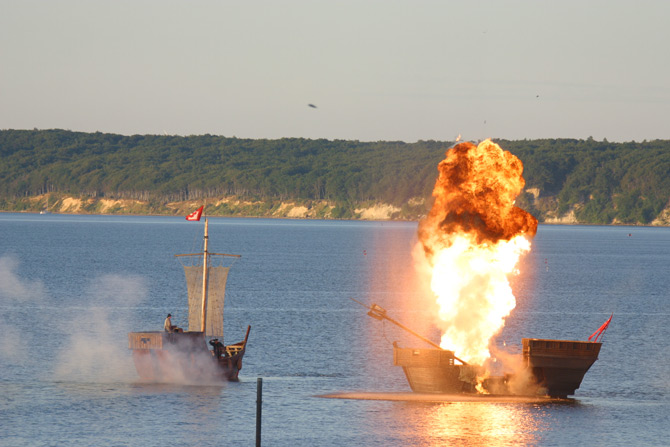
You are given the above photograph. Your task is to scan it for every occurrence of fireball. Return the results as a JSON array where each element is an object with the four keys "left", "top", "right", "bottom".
[{"left": 418, "top": 139, "right": 537, "bottom": 365}]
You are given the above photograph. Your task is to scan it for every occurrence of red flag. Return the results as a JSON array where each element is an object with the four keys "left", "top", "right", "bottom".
[
  {"left": 186, "top": 206, "right": 204, "bottom": 221},
  {"left": 588, "top": 313, "right": 612, "bottom": 342}
]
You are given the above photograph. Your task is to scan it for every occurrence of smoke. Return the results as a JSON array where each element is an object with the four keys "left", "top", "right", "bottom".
[
  {"left": 487, "top": 346, "right": 543, "bottom": 396},
  {"left": 0, "top": 255, "right": 46, "bottom": 302},
  {"left": 0, "top": 255, "right": 45, "bottom": 362},
  {"left": 1, "top": 256, "right": 225, "bottom": 386},
  {"left": 131, "top": 346, "right": 231, "bottom": 386},
  {"left": 418, "top": 139, "right": 537, "bottom": 258},
  {"left": 52, "top": 275, "right": 226, "bottom": 386},
  {"left": 0, "top": 255, "right": 152, "bottom": 383},
  {"left": 52, "top": 274, "right": 147, "bottom": 383}
]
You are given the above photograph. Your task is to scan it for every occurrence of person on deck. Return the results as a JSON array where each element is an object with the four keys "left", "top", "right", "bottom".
[
  {"left": 209, "top": 338, "right": 225, "bottom": 358},
  {"left": 164, "top": 313, "right": 182, "bottom": 333}
]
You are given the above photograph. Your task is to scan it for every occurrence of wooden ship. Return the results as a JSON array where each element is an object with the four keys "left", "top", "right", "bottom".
[
  {"left": 128, "top": 219, "right": 250, "bottom": 383},
  {"left": 356, "top": 300, "right": 604, "bottom": 398}
]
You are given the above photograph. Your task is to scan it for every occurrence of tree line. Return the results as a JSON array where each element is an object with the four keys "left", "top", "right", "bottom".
[{"left": 1, "top": 129, "right": 669, "bottom": 224}]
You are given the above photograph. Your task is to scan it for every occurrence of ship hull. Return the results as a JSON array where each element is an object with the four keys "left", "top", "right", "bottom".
[
  {"left": 393, "top": 344, "right": 478, "bottom": 393},
  {"left": 522, "top": 338, "right": 601, "bottom": 398},
  {"left": 128, "top": 328, "right": 249, "bottom": 383},
  {"left": 393, "top": 338, "right": 601, "bottom": 398}
]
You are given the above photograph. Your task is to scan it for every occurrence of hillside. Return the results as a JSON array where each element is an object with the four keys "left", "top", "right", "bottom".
[{"left": 2, "top": 129, "right": 670, "bottom": 224}]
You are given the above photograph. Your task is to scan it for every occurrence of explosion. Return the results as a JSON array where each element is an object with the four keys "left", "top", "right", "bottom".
[{"left": 417, "top": 139, "right": 537, "bottom": 366}]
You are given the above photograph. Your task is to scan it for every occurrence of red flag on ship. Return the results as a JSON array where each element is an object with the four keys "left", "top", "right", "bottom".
[
  {"left": 588, "top": 313, "right": 612, "bottom": 342},
  {"left": 186, "top": 206, "right": 204, "bottom": 221}
]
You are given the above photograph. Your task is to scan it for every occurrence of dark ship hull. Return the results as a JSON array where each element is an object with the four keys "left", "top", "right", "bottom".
[
  {"left": 128, "top": 327, "right": 250, "bottom": 383},
  {"left": 393, "top": 343, "right": 478, "bottom": 394},
  {"left": 394, "top": 338, "right": 601, "bottom": 398},
  {"left": 522, "top": 338, "right": 601, "bottom": 398}
]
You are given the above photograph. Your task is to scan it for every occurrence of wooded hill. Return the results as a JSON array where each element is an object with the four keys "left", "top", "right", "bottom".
[{"left": 1, "top": 129, "right": 669, "bottom": 224}]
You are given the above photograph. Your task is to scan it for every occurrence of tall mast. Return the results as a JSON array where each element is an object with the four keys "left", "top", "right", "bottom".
[{"left": 200, "top": 218, "right": 209, "bottom": 332}]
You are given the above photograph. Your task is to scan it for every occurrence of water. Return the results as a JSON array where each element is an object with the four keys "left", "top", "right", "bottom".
[{"left": 1, "top": 214, "right": 668, "bottom": 446}]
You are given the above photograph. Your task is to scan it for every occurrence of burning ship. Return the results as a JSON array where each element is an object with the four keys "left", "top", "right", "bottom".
[
  {"left": 128, "top": 216, "right": 250, "bottom": 383},
  {"left": 359, "top": 139, "right": 607, "bottom": 399},
  {"left": 357, "top": 300, "right": 608, "bottom": 399}
]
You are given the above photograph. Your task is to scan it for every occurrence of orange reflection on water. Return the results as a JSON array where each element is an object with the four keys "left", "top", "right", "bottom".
[{"left": 401, "top": 401, "right": 545, "bottom": 447}]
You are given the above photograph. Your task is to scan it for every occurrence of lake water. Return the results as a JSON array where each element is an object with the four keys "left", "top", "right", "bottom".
[{"left": 0, "top": 214, "right": 668, "bottom": 446}]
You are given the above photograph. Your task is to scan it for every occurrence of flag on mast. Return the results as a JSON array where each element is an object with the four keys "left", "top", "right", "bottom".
[
  {"left": 588, "top": 313, "right": 612, "bottom": 342},
  {"left": 186, "top": 206, "right": 204, "bottom": 221}
]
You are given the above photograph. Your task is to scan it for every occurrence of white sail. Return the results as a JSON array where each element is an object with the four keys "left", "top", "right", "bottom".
[{"left": 182, "top": 261, "right": 230, "bottom": 337}]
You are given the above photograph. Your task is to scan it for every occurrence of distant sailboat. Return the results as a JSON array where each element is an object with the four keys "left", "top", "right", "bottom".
[
  {"left": 40, "top": 196, "right": 50, "bottom": 214},
  {"left": 128, "top": 218, "right": 250, "bottom": 383}
]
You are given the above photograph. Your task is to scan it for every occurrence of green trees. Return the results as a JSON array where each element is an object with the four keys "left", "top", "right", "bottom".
[
  {"left": 504, "top": 138, "right": 670, "bottom": 224},
  {"left": 2, "top": 129, "right": 670, "bottom": 224}
]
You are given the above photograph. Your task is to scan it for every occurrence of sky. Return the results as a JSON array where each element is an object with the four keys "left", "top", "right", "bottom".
[{"left": 1, "top": 0, "right": 669, "bottom": 143}]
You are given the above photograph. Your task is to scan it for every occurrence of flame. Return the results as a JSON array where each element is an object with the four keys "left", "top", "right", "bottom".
[{"left": 418, "top": 139, "right": 537, "bottom": 366}]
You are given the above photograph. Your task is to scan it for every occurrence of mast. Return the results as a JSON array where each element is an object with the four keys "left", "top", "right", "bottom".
[
  {"left": 200, "top": 218, "right": 209, "bottom": 332},
  {"left": 176, "top": 218, "right": 240, "bottom": 336}
]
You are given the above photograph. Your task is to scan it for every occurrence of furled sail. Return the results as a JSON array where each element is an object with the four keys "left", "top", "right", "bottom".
[{"left": 181, "top": 256, "right": 230, "bottom": 337}]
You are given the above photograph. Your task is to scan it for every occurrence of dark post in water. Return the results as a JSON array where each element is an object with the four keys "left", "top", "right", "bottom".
[{"left": 256, "top": 377, "right": 263, "bottom": 447}]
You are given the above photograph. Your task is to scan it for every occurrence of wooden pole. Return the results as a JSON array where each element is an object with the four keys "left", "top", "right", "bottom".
[
  {"left": 350, "top": 298, "right": 469, "bottom": 365},
  {"left": 256, "top": 377, "right": 263, "bottom": 447},
  {"left": 200, "top": 218, "right": 209, "bottom": 333}
]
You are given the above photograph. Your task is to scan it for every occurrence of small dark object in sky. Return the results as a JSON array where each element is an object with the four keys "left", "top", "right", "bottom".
[
  {"left": 308, "top": 103, "right": 317, "bottom": 108},
  {"left": 536, "top": 95, "right": 539, "bottom": 98}
]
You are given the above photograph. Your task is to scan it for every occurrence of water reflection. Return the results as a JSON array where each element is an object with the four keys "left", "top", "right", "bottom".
[{"left": 389, "top": 401, "right": 556, "bottom": 447}]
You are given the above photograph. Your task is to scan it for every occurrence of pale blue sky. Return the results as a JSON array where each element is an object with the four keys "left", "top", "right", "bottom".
[{"left": 1, "top": 0, "right": 669, "bottom": 142}]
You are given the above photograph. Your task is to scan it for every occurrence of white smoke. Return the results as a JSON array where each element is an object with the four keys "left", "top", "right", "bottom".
[
  {"left": 53, "top": 274, "right": 147, "bottom": 383},
  {"left": 486, "top": 346, "right": 542, "bottom": 396},
  {"left": 0, "top": 255, "right": 45, "bottom": 362},
  {"left": 0, "top": 255, "right": 46, "bottom": 302},
  {"left": 133, "top": 347, "right": 230, "bottom": 386}
]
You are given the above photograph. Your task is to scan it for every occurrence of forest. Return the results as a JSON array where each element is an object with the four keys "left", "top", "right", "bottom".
[{"left": 1, "top": 129, "right": 669, "bottom": 224}]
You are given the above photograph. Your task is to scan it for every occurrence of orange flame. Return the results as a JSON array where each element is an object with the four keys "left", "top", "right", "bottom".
[{"left": 417, "top": 139, "right": 537, "bottom": 365}]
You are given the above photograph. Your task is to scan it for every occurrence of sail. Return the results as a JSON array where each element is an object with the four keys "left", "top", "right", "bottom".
[{"left": 183, "top": 262, "right": 230, "bottom": 337}]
